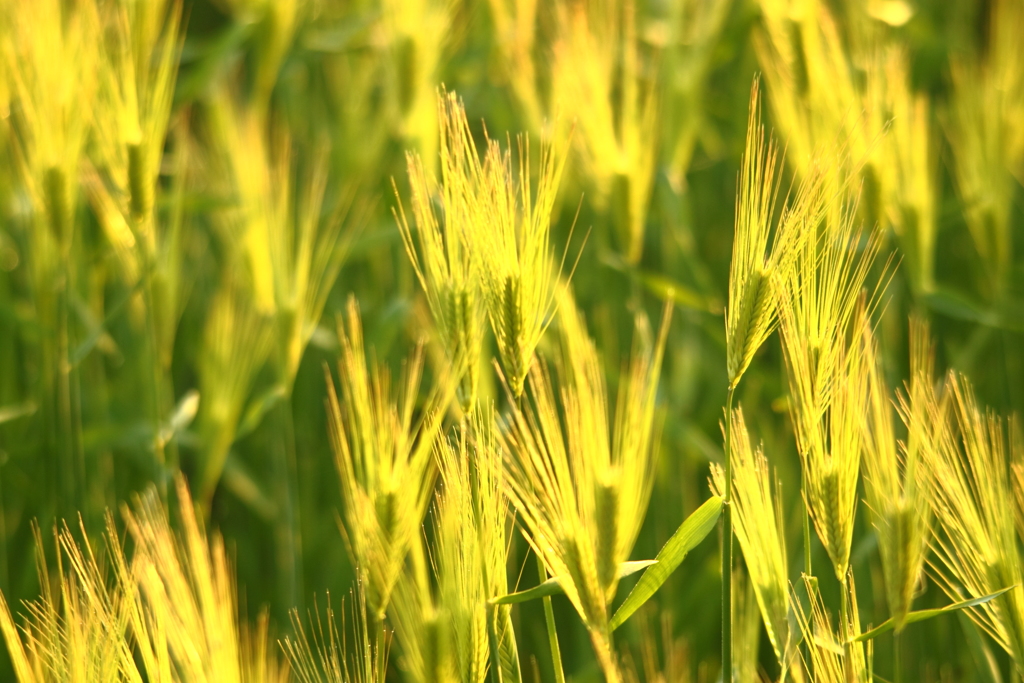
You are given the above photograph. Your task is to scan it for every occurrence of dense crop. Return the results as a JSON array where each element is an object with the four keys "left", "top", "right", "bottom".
[{"left": 1, "top": 0, "right": 1024, "bottom": 681}]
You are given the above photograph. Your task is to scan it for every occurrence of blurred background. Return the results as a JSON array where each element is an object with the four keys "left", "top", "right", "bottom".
[{"left": 1, "top": 0, "right": 1022, "bottom": 679}]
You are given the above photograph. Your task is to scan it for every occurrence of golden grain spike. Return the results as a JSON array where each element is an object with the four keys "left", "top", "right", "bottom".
[
  {"left": 862, "top": 318, "right": 942, "bottom": 632},
  {"left": 120, "top": 478, "right": 288, "bottom": 681},
  {"left": 0, "top": 520, "right": 134, "bottom": 683},
  {"left": 774, "top": 140, "right": 890, "bottom": 580},
  {"left": 501, "top": 289, "right": 671, "bottom": 683},
  {"left": 327, "top": 296, "right": 455, "bottom": 621},
  {"left": 396, "top": 90, "right": 486, "bottom": 412},
  {"left": 196, "top": 283, "right": 273, "bottom": 505},
  {"left": 726, "top": 79, "right": 783, "bottom": 389},
  {"left": 283, "top": 584, "right": 391, "bottom": 683},
  {"left": 792, "top": 574, "right": 871, "bottom": 683},
  {"left": 2, "top": 0, "right": 99, "bottom": 254},
  {"left": 926, "top": 373, "right": 1024, "bottom": 674},
  {"left": 473, "top": 117, "right": 572, "bottom": 399}
]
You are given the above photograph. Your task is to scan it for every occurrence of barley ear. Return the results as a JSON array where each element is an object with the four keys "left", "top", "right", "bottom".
[
  {"left": 711, "top": 406, "right": 792, "bottom": 671},
  {"left": 726, "top": 78, "right": 783, "bottom": 389}
]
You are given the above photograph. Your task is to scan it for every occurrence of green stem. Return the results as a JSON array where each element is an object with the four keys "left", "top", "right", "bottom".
[
  {"left": 803, "top": 473, "right": 812, "bottom": 577},
  {"left": 840, "top": 569, "right": 851, "bottom": 682},
  {"left": 894, "top": 628, "right": 902, "bottom": 683},
  {"left": 276, "top": 394, "right": 304, "bottom": 614},
  {"left": 722, "top": 384, "right": 736, "bottom": 683},
  {"left": 58, "top": 266, "right": 83, "bottom": 520},
  {"left": 142, "top": 257, "right": 171, "bottom": 498},
  {"left": 486, "top": 602, "right": 504, "bottom": 683},
  {"left": 591, "top": 626, "right": 622, "bottom": 683},
  {"left": 538, "top": 555, "right": 565, "bottom": 683}
]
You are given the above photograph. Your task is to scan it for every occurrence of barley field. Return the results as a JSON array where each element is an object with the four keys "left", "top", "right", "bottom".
[{"left": 1, "top": 0, "right": 1023, "bottom": 681}]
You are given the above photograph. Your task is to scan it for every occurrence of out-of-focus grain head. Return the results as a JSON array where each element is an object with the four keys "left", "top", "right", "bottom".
[{"left": 552, "top": 0, "right": 657, "bottom": 264}]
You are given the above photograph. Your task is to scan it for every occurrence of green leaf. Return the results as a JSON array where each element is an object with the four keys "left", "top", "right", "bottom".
[
  {"left": 957, "top": 610, "right": 1004, "bottom": 683},
  {"left": 490, "top": 560, "right": 658, "bottom": 605},
  {"left": 0, "top": 401, "right": 36, "bottom": 425},
  {"left": 850, "top": 586, "right": 1016, "bottom": 643},
  {"left": 221, "top": 451, "right": 277, "bottom": 521},
  {"left": 235, "top": 384, "right": 288, "bottom": 441},
  {"left": 175, "top": 22, "right": 253, "bottom": 105},
  {"left": 610, "top": 495, "right": 723, "bottom": 630},
  {"left": 599, "top": 252, "right": 722, "bottom": 314},
  {"left": 490, "top": 576, "right": 563, "bottom": 605},
  {"left": 158, "top": 390, "right": 200, "bottom": 448}
]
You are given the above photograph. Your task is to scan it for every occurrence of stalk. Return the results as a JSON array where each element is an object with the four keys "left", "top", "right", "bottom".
[
  {"left": 803, "top": 484, "right": 812, "bottom": 577},
  {"left": 840, "top": 570, "right": 851, "bottom": 683},
  {"left": 537, "top": 555, "right": 565, "bottom": 683},
  {"left": 486, "top": 602, "right": 504, "bottom": 683},
  {"left": 276, "top": 394, "right": 305, "bottom": 616},
  {"left": 591, "top": 626, "right": 622, "bottom": 683},
  {"left": 141, "top": 243, "right": 172, "bottom": 497},
  {"left": 722, "top": 383, "right": 736, "bottom": 682},
  {"left": 893, "top": 629, "right": 902, "bottom": 683},
  {"left": 129, "top": 144, "right": 176, "bottom": 498}
]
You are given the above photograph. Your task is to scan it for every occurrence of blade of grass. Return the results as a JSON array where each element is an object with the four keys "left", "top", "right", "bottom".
[
  {"left": 610, "top": 495, "right": 723, "bottom": 630},
  {"left": 491, "top": 560, "right": 657, "bottom": 605},
  {"left": 850, "top": 587, "right": 1016, "bottom": 643}
]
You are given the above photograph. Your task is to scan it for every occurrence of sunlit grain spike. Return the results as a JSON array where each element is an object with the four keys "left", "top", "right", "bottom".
[
  {"left": 283, "top": 582, "right": 391, "bottom": 683},
  {"left": 396, "top": 91, "right": 486, "bottom": 412},
  {"left": 926, "top": 373, "right": 1024, "bottom": 675},
  {"left": 726, "top": 78, "right": 784, "bottom": 389},
  {"left": 327, "top": 296, "right": 456, "bottom": 621},
  {"left": 472, "top": 109, "right": 573, "bottom": 399},
  {"left": 500, "top": 288, "right": 671, "bottom": 683}
]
